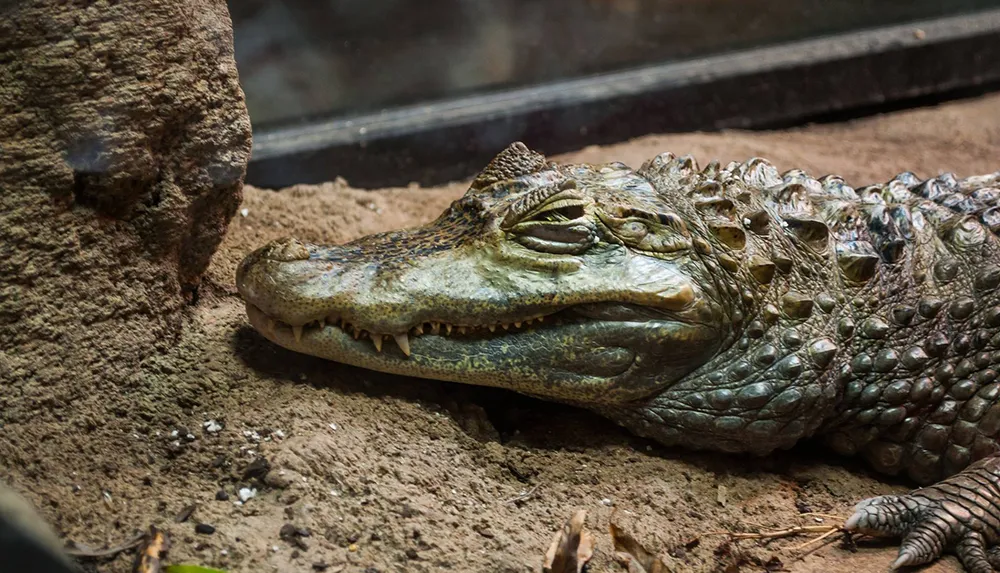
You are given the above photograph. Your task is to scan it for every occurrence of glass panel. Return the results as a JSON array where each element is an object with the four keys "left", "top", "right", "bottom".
[{"left": 231, "top": 0, "right": 1000, "bottom": 129}]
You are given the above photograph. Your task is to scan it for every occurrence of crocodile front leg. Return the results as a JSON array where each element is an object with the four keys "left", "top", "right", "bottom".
[{"left": 846, "top": 454, "right": 1000, "bottom": 572}]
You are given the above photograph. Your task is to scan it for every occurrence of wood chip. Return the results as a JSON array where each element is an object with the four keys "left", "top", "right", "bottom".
[
  {"left": 543, "top": 510, "right": 594, "bottom": 573},
  {"left": 174, "top": 503, "right": 197, "bottom": 523}
]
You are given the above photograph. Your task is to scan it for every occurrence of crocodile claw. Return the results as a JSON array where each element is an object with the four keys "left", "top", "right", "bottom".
[{"left": 845, "top": 457, "right": 1000, "bottom": 573}]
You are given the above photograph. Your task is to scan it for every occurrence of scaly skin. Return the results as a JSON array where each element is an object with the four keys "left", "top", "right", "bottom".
[{"left": 238, "top": 142, "right": 1000, "bottom": 571}]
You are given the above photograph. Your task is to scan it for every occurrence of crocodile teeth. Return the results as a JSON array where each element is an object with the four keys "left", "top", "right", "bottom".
[
  {"left": 514, "top": 321, "right": 522, "bottom": 328},
  {"left": 413, "top": 324, "right": 424, "bottom": 335},
  {"left": 393, "top": 333, "right": 411, "bottom": 357},
  {"left": 501, "top": 323, "right": 510, "bottom": 330},
  {"left": 292, "top": 325, "right": 303, "bottom": 342},
  {"left": 372, "top": 335, "right": 383, "bottom": 352},
  {"left": 457, "top": 326, "right": 467, "bottom": 335},
  {"left": 431, "top": 322, "right": 440, "bottom": 334},
  {"left": 445, "top": 324, "right": 452, "bottom": 335}
]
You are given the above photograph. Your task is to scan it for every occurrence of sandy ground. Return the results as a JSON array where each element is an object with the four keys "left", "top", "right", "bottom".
[{"left": 11, "top": 93, "right": 1000, "bottom": 573}]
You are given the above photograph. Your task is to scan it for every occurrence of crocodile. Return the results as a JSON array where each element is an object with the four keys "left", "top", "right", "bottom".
[{"left": 237, "top": 142, "right": 1000, "bottom": 572}]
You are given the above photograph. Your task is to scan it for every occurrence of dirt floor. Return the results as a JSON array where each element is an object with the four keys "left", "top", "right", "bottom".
[{"left": 10, "top": 92, "right": 1000, "bottom": 573}]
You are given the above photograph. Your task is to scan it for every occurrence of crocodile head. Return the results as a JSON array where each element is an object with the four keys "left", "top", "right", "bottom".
[{"left": 237, "top": 143, "right": 745, "bottom": 404}]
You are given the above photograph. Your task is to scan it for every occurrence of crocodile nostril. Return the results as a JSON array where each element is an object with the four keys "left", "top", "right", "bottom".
[{"left": 264, "top": 237, "right": 311, "bottom": 262}]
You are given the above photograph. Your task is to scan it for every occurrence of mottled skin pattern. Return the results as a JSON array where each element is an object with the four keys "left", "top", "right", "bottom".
[{"left": 238, "top": 143, "right": 1000, "bottom": 571}]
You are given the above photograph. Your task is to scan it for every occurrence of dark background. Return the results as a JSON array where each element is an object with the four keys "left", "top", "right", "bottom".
[
  {"left": 230, "top": 0, "right": 999, "bottom": 129},
  {"left": 227, "top": 1, "right": 1000, "bottom": 188}
]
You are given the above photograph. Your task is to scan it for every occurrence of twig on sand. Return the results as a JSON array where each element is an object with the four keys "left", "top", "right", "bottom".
[
  {"left": 696, "top": 513, "right": 855, "bottom": 561},
  {"left": 65, "top": 531, "right": 146, "bottom": 559},
  {"left": 701, "top": 524, "right": 840, "bottom": 541},
  {"left": 504, "top": 484, "right": 541, "bottom": 505},
  {"left": 790, "top": 527, "right": 844, "bottom": 559}
]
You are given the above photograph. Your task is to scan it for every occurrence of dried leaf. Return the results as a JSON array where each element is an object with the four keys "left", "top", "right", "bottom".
[
  {"left": 543, "top": 510, "right": 594, "bottom": 573},
  {"left": 133, "top": 526, "right": 170, "bottom": 573}
]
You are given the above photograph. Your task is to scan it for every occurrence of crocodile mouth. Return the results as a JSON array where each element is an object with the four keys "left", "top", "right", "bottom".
[
  {"left": 244, "top": 299, "right": 719, "bottom": 400},
  {"left": 245, "top": 302, "right": 614, "bottom": 358}
]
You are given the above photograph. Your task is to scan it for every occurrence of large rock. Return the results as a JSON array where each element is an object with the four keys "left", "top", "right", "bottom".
[{"left": 0, "top": 1, "right": 250, "bottom": 423}]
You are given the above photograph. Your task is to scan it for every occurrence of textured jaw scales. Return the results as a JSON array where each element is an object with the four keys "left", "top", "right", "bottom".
[{"left": 261, "top": 308, "right": 561, "bottom": 358}]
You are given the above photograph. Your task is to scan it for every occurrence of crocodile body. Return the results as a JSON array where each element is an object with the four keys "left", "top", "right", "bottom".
[{"left": 238, "top": 143, "right": 1000, "bottom": 571}]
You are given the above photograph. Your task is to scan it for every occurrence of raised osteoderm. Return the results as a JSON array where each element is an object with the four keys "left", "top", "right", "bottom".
[{"left": 239, "top": 142, "right": 1000, "bottom": 571}]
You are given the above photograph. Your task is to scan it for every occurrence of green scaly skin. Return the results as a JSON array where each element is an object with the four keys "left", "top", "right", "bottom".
[{"left": 238, "top": 142, "right": 1000, "bottom": 571}]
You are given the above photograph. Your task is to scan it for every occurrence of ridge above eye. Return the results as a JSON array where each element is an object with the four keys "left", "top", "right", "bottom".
[
  {"left": 502, "top": 189, "right": 590, "bottom": 228},
  {"left": 523, "top": 198, "right": 588, "bottom": 222}
]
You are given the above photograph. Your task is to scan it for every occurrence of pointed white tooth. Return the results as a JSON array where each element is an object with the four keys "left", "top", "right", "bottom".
[
  {"left": 431, "top": 322, "right": 440, "bottom": 334},
  {"left": 393, "top": 333, "right": 411, "bottom": 357},
  {"left": 445, "top": 324, "right": 452, "bottom": 335},
  {"left": 489, "top": 324, "right": 496, "bottom": 332},
  {"left": 413, "top": 324, "right": 424, "bottom": 335},
  {"left": 457, "top": 326, "right": 467, "bottom": 335},
  {"left": 537, "top": 315, "right": 545, "bottom": 323},
  {"left": 352, "top": 329, "right": 361, "bottom": 340},
  {"left": 372, "top": 335, "right": 383, "bottom": 352},
  {"left": 514, "top": 321, "right": 522, "bottom": 328},
  {"left": 501, "top": 323, "right": 510, "bottom": 330},
  {"left": 292, "top": 325, "right": 303, "bottom": 342}
]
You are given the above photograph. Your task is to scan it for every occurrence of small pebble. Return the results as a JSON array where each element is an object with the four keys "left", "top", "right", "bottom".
[
  {"left": 203, "top": 420, "right": 223, "bottom": 434},
  {"left": 240, "top": 208, "right": 249, "bottom": 217},
  {"left": 195, "top": 523, "right": 216, "bottom": 535},
  {"left": 238, "top": 487, "right": 257, "bottom": 502},
  {"left": 215, "top": 490, "right": 229, "bottom": 501}
]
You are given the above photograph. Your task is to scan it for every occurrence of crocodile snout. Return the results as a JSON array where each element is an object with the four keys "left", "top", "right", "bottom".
[{"left": 236, "top": 237, "right": 341, "bottom": 326}]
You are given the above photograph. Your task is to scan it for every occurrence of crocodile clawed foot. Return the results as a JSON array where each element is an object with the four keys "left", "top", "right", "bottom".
[{"left": 844, "top": 458, "right": 1000, "bottom": 572}]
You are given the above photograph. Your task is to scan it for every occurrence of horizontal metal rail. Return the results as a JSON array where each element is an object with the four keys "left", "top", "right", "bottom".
[{"left": 248, "top": 8, "right": 1000, "bottom": 189}]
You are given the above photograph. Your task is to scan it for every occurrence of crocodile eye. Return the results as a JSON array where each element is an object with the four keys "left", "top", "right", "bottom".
[
  {"left": 523, "top": 200, "right": 586, "bottom": 223},
  {"left": 504, "top": 200, "right": 597, "bottom": 254}
]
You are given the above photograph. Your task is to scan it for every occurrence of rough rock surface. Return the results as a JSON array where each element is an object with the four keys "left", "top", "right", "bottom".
[
  {"left": 0, "top": 1, "right": 250, "bottom": 420},
  {"left": 0, "top": 1, "right": 250, "bottom": 555}
]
